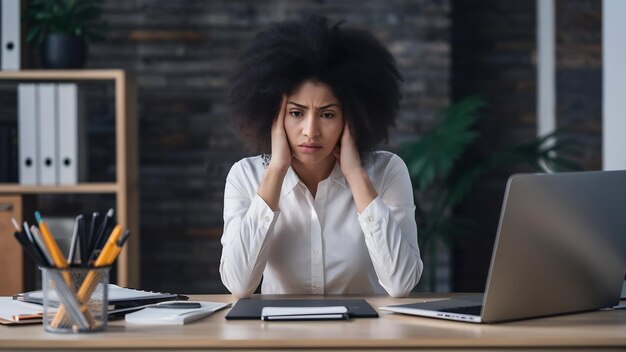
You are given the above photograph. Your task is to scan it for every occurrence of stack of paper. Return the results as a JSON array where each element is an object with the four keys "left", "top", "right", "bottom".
[{"left": 0, "top": 297, "right": 57, "bottom": 325}]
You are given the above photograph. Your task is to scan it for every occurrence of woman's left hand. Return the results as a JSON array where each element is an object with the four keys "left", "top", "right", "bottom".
[
  {"left": 335, "top": 122, "right": 378, "bottom": 211},
  {"left": 334, "top": 123, "right": 364, "bottom": 179}
]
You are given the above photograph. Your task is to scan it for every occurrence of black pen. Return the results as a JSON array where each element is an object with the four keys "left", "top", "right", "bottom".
[
  {"left": 13, "top": 232, "right": 45, "bottom": 267},
  {"left": 86, "top": 211, "right": 99, "bottom": 261},
  {"left": 93, "top": 208, "right": 114, "bottom": 251},
  {"left": 118, "top": 229, "right": 131, "bottom": 247},
  {"left": 77, "top": 215, "right": 87, "bottom": 266},
  {"left": 11, "top": 218, "right": 47, "bottom": 267},
  {"left": 23, "top": 220, "right": 53, "bottom": 267},
  {"left": 29, "top": 225, "right": 54, "bottom": 267}
]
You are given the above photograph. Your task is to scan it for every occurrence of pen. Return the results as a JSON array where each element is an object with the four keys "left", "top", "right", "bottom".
[
  {"left": 22, "top": 221, "right": 52, "bottom": 267},
  {"left": 105, "top": 229, "right": 131, "bottom": 267},
  {"left": 34, "top": 211, "right": 69, "bottom": 269},
  {"left": 92, "top": 208, "right": 114, "bottom": 255},
  {"left": 86, "top": 212, "right": 99, "bottom": 261},
  {"left": 22, "top": 221, "right": 45, "bottom": 265},
  {"left": 68, "top": 215, "right": 82, "bottom": 265},
  {"left": 77, "top": 215, "right": 87, "bottom": 266},
  {"left": 29, "top": 225, "right": 54, "bottom": 267},
  {"left": 10, "top": 218, "right": 20, "bottom": 232},
  {"left": 92, "top": 225, "right": 124, "bottom": 267},
  {"left": 10, "top": 219, "right": 46, "bottom": 267}
]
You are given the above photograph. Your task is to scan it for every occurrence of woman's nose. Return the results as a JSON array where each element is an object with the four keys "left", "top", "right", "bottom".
[{"left": 302, "top": 114, "right": 320, "bottom": 137}]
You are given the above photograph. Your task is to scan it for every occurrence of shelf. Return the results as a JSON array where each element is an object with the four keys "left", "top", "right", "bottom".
[
  {"left": 0, "top": 69, "right": 126, "bottom": 81},
  {"left": 0, "top": 69, "right": 139, "bottom": 287},
  {"left": 0, "top": 183, "right": 119, "bottom": 194}
]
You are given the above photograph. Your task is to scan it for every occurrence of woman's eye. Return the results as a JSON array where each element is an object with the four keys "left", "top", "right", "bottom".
[
  {"left": 321, "top": 112, "right": 335, "bottom": 119},
  {"left": 289, "top": 111, "right": 303, "bottom": 117}
]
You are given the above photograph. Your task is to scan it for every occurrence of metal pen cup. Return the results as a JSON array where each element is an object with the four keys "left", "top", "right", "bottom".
[{"left": 41, "top": 266, "right": 110, "bottom": 333}]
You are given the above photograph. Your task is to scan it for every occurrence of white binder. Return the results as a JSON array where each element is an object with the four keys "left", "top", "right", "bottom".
[
  {"left": 18, "top": 84, "right": 39, "bottom": 185},
  {"left": 37, "top": 84, "right": 59, "bottom": 185},
  {"left": 58, "top": 84, "right": 85, "bottom": 184},
  {"left": 1, "top": 0, "right": 21, "bottom": 70}
]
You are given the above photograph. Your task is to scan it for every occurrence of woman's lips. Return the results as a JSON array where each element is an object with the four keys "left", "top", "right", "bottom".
[{"left": 298, "top": 144, "right": 322, "bottom": 153}]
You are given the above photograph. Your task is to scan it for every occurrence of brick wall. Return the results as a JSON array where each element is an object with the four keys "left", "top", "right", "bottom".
[
  {"left": 1, "top": 0, "right": 602, "bottom": 294},
  {"left": 556, "top": 0, "right": 602, "bottom": 170},
  {"left": 85, "top": 0, "right": 451, "bottom": 294}
]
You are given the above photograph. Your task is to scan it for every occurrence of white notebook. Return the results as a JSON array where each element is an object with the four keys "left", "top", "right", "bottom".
[
  {"left": 261, "top": 306, "right": 348, "bottom": 321},
  {"left": 125, "top": 301, "right": 230, "bottom": 325}
]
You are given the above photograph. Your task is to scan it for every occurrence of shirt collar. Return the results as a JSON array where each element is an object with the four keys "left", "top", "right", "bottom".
[
  {"left": 281, "top": 162, "right": 348, "bottom": 196},
  {"left": 281, "top": 167, "right": 300, "bottom": 196},
  {"left": 328, "top": 162, "right": 348, "bottom": 188}
]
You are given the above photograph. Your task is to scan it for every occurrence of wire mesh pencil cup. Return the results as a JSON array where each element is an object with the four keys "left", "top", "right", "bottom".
[{"left": 41, "top": 266, "right": 110, "bottom": 333}]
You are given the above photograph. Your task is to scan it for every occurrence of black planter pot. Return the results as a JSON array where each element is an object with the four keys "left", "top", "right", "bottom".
[{"left": 41, "top": 33, "right": 88, "bottom": 69}]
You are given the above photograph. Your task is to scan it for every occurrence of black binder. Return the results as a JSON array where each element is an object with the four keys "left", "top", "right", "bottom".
[{"left": 225, "top": 298, "right": 378, "bottom": 320}]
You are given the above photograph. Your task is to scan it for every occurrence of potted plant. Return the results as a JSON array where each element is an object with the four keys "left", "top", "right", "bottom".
[
  {"left": 26, "top": 0, "right": 108, "bottom": 69},
  {"left": 399, "top": 96, "right": 582, "bottom": 291}
]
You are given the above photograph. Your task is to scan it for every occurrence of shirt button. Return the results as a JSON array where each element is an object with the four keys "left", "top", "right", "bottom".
[
  {"left": 367, "top": 215, "right": 374, "bottom": 222},
  {"left": 313, "top": 250, "right": 319, "bottom": 255},
  {"left": 264, "top": 215, "right": 270, "bottom": 222}
]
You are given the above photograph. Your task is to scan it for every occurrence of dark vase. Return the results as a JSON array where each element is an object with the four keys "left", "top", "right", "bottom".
[{"left": 40, "top": 33, "right": 88, "bottom": 69}]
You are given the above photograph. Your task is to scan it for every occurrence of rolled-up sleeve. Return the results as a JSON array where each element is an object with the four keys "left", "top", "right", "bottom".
[
  {"left": 357, "top": 155, "right": 423, "bottom": 297},
  {"left": 219, "top": 162, "right": 278, "bottom": 298}
]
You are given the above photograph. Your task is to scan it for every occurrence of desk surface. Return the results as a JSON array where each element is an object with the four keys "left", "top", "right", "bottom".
[{"left": 1, "top": 294, "right": 625, "bottom": 351}]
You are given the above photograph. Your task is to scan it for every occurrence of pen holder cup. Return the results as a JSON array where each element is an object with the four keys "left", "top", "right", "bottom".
[{"left": 41, "top": 266, "right": 110, "bottom": 333}]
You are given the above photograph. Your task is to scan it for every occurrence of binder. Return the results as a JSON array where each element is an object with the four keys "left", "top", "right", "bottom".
[
  {"left": 14, "top": 284, "right": 188, "bottom": 309},
  {"left": 18, "top": 84, "right": 39, "bottom": 185},
  {"left": 0, "top": 122, "right": 13, "bottom": 182},
  {"left": 1, "top": 0, "right": 21, "bottom": 70},
  {"left": 37, "top": 84, "right": 59, "bottom": 185},
  {"left": 58, "top": 84, "right": 85, "bottom": 184}
]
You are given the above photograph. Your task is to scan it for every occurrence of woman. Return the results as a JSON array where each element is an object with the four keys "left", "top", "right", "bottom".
[{"left": 221, "top": 15, "right": 423, "bottom": 298}]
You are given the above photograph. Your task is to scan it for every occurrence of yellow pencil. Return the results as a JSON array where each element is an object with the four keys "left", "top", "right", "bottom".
[
  {"left": 34, "top": 212, "right": 68, "bottom": 269},
  {"left": 51, "top": 225, "right": 124, "bottom": 328}
]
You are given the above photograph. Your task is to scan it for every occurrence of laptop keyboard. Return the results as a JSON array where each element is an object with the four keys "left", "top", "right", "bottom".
[{"left": 439, "top": 305, "right": 482, "bottom": 316}]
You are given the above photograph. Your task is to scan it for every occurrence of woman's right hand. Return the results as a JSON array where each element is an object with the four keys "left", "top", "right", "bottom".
[
  {"left": 258, "top": 96, "right": 290, "bottom": 210},
  {"left": 268, "top": 95, "right": 292, "bottom": 172}
]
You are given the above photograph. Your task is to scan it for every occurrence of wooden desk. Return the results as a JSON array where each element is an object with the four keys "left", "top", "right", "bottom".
[{"left": 1, "top": 294, "right": 625, "bottom": 351}]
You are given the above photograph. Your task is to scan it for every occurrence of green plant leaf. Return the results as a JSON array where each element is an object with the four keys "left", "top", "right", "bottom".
[
  {"left": 25, "top": 0, "right": 108, "bottom": 46},
  {"left": 401, "top": 96, "right": 583, "bottom": 291},
  {"left": 399, "top": 96, "right": 486, "bottom": 191}
]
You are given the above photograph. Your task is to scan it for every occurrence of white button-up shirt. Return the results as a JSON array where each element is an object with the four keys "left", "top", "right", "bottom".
[{"left": 220, "top": 151, "right": 423, "bottom": 297}]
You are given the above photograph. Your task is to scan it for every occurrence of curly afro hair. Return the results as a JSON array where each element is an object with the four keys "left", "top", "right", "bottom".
[{"left": 229, "top": 14, "right": 402, "bottom": 155}]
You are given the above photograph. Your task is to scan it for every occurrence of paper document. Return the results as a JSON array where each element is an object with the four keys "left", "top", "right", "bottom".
[{"left": 0, "top": 297, "right": 57, "bottom": 325}]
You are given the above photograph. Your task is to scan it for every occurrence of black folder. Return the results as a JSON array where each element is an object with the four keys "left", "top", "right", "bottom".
[{"left": 225, "top": 298, "right": 378, "bottom": 319}]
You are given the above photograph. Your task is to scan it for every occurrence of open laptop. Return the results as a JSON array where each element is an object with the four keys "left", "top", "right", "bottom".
[{"left": 381, "top": 170, "right": 626, "bottom": 323}]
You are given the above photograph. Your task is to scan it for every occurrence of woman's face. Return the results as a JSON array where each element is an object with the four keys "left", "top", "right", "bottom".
[{"left": 284, "top": 80, "right": 344, "bottom": 168}]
